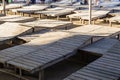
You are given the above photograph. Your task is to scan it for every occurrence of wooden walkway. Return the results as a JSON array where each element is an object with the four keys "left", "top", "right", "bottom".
[
  {"left": 0, "top": 15, "right": 36, "bottom": 23},
  {"left": 0, "top": 31, "right": 92, "bottom": 80},
  {"left": 0, "top": 22, "right": 33, "bottom": 45},
  {"left": 63, "top": 38, "right": 120, "bottom": 80}
]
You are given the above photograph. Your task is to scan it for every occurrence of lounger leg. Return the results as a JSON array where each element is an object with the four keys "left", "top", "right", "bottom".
[
  {"left": 80, "top": 19, "right": 81, "bottom": 24},
  {"left": 57, "top": 16, "right": 59, "bottom": 20},
  {"left": 91, "top": 37, "right": 93, "bottom": 44},
  {"left": 39, "top": 14, "right": 41, "bottom": 19},
  {"left": 83, "top": 20, "right": 85, "bottom": 24},
  {"left": 14, "top": 67, "right": 17, "bottom": 74},
  {"left": 19, "top": 68, "right": 22, "bottom": 80},
  {"left": 28, "top": 14, "right": 31, "bottom": 17},
  {"left": 39, "top": 70, "right": 44, "bottom": 80},
  {"left": 109, "top": 21, "right": 112, "bottom": 27},
  {"left": 117, "top": 34, "right": 120, "bottom": 40}
]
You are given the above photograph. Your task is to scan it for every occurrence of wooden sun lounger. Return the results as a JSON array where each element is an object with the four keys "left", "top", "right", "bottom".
[
  {"left": 0, "top": 31, "right": 92, "bottom": 80},
  {"left": 99, "top": 1, "right": 120, "bottom": 7},
  {"left": 35, "top": 7, "right": 75, "bottom": 20},
  {"left": 0, "top": 15, "right": 36, "bottom": 23},
  {"left": 20, "top": 19, "right": 73, "bottom": 31},
  {"left": 50, "top": 0, "right": 76, "bottom": 7},
  {"left": 11, "top": 5, "right": 49, "bottom": 15},
  {"left": 67, "top": 10, "right": 110, "bottom": 24},
  {"left": 67, "top": 25, "right": 120, "bottom": 42},
  {"left": 64, "top": 38, "right": 120, "bottom": 80},
  {"left": 109, "top": 16, "right": 120, "bottom": 27},
  {"left": 0, "top": 3, "right": 26, "bottom": 12},
  {"left": 109, "top": 11, "right": 120, "bottom": 16},
  {"left": 0, "top": 22, "right": 33, "bottom": 45}
]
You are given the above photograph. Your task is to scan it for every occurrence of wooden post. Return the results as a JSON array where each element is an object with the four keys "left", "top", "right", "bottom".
[
  {"left": 39, "top": 70, "right": 44, "bottom": 80},
  {"left": 89, "top": 0, "right": 92, "bottom": 25},
  {"left": 2, "top": 0, "right": 6, "bottom": 15}
]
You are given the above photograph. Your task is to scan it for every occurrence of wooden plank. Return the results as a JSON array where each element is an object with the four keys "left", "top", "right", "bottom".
[
  {"left": 88, "top": 63, "right": 120, "bottom": 75},
  {"left": 76, "top": 70, "right": 112, "bottom": 80},
  {"left": 84, "top": 67, "right": 120, "bottom": 78},
  {"left": 81, "top": 38, "right": 118, "bottom": 54}
]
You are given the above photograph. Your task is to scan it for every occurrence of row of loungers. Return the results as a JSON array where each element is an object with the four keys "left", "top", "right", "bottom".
[
  {"left": 64, "top": 38, "right": 120, "bottom": 80},
  {"left": 19, "top": 24, "right": 120, "bottom": 42},
  {"left": 0, "top": 24, "right": 120, "bottom": 79},
  {"left": 0, "top": 31, "right": 92, "bottom": 80},
  {"left": 0, "top": 16, "right": 73, "bottom": 46},
  {"left": 10, "top": 6, "right": 76, "bottom": 20},
  {"left": 1, "top": 3, "right": 119, "bottom": 26}
]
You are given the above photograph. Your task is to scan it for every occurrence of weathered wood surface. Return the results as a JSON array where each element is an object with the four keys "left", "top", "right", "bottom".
[
  {"left": 81, "top": 38, "right": 119, "bottom": 54},
  {"left": 109, "top": 16, "right": 120, "bottom": 23},
  {"left": 109, "top": 12, "right": 120, "bottom": 16},
  {"left": 20, "top": 19, "right": 72, "bottom": 29},
  {"left": 35, "top": 8, "right": 75, "bottom": 17},
  {"left": 0, "top": 15, "right": 36, "bottom": 23},
  {"left": 0, "top": 31, "right": 92, "bottom": 72},
  {"left": 67, "top": 10, "right": 109, "bottom": 20},
  {"left": 99, "top": 2, "right": 120, "bottom": 8},
  {"left": 11, "top": 5, "right": 49, "bottom": 13},
  {"left": 67, "top": 25, "right": 120, "bottom": 37},
  {"left": 0, "top": 22, "right": 32, "bottom": 42},
  {"left": 0, "top": 3, "right": 26, "bottom": 11},
  {"left": 109, "top": 16, "right": 120, "bottom": 27},
  {"left": 64, "top": 38, "right": 120, "bottom": 80}
]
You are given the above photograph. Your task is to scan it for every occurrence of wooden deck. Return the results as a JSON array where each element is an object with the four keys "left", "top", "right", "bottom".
[
  {"left": 0, "top": 31, "right": 92, "bottom": 79},
  {"left": 0, "top": 15, "right": 36, "bottom": 23},
  {"left": 63, "top": 38, "right": 120, "bottom": 80}
]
